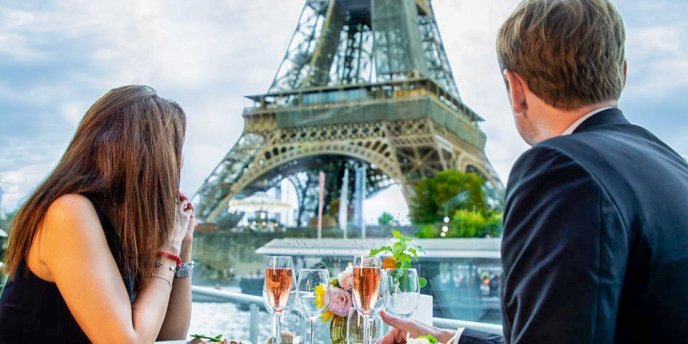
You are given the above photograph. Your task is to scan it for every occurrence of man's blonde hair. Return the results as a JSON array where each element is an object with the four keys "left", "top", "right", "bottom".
[{"left": 497, "top": 0, "right": 626, "bottom": 110}]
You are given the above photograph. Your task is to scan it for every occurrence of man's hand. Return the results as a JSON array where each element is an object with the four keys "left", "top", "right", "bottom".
[{"left": 380, "top": 311, "right": 456, "bottom": 344}]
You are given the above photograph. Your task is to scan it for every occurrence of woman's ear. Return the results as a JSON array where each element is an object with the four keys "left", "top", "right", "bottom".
[{"left": 503, "top": 69, "right": 528, "bottom": 114}]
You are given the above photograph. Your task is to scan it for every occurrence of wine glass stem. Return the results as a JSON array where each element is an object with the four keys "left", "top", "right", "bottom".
[
  {"left": 272, "top": 312, "right": 282, "bottom": 344},
  {"left": 309, "top": 316, "right": 317, "bottom": 344},
  {"left": 363, "top": 314, "right": 370, "bottom": 344}
]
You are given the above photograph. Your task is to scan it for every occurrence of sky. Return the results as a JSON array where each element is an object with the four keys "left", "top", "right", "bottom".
[{"left": 0, "top": 0, "right": 686, "bottom": 222}]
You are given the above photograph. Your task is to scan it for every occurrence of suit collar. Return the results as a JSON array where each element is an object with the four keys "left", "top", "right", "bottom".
[{"left": 573, "top": 107, "right": 629, "bottom": 133}]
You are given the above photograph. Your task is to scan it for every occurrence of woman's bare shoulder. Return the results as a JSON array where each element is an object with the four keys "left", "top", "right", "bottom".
[
  {"left": 30, "top": 194, "right": 104, "bottom": 281},
  {"left": 41, "top": 194, "right": 104, "bottom": 242},
  {"left": 48, "top": 194, "right": 96, "bottom": 214}
]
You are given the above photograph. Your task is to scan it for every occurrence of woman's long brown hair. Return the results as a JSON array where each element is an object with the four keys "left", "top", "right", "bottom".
[{"left": 2, "top": 85, "right": 186, "bottom": 286}]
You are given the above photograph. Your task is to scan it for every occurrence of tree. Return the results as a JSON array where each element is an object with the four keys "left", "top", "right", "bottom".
[
  {"left": 414, "top": 224, "right": 439, "bottom": 238},
  {"left": 377, "top": 212, "right": 396, "bottom": 226},
  {"left": 0, "top": 210, "right": 16, "bottom": 233},
  {"left": 413, "top": 210, "right": 503, "bottom": 239},
  {"left": 409, "top": 170, "right": 489, "bottom": 224},
  {"left": 449, "top": 210, "right": 502, "bottom": 238}
]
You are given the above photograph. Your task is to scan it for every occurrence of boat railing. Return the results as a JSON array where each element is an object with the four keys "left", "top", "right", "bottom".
[
  {"left": 192, "top": 286, "right": 264, "bottom": 344},
  {"left": 191, "top": 285, "right": 503, "bottom": 343}
]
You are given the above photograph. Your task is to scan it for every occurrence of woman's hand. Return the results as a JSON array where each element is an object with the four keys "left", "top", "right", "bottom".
[
  {"left": 380, "top": 311, "right": 456, "bottom": 344},
  {"left": 167, "top": 192, "right": 193, "bottom": 256},
  {"left": 179, "top": 193, "right": 195, "bottom": 260}
]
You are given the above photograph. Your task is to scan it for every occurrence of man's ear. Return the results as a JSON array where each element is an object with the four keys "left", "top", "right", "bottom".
[
  {"left": 503, "top": 69, "right": 528, "bottom": 114},
  {"left": 622, "top": 60, "right": 628, "bottom": 87}
]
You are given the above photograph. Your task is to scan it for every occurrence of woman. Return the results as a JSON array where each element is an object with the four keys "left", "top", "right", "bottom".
[{"left": 0, "top": 85, "right": 195, "bottom": 343}]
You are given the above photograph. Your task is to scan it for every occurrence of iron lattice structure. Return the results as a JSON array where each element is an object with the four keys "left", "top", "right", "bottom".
[{"left": 194, "top": 0, "right": 501, "bottom": 224}]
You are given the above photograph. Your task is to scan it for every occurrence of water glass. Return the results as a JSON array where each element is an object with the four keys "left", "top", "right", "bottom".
[
  {"left": 382, "top": 268, "right": 420, "bottom": 318},
  {"left": 297, "top": 269, "right": 330, "bottom": 344}
]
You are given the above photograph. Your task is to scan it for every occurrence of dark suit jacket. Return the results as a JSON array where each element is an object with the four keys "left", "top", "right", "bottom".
[{"left": 496, "top": 108, "right": 688, "bottom": 343}]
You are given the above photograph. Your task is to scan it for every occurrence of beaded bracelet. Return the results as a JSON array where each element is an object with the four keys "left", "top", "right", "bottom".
[
  {"left": 158, "top": 250, "right": 182, "bottom": 267},
  {"left": 175, "top": 261, "right": 196, "bottom": 279}
]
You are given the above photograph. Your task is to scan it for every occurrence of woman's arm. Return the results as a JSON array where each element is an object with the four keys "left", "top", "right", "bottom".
[
  {"left": 158, "top": 195, "right": 195, "bottom": 340},
  {"left": 34, "top": 194, "right": 191, "bottom": 344},
  {"left": 157, "top": 241, "right": 193, "bottom": 340}
]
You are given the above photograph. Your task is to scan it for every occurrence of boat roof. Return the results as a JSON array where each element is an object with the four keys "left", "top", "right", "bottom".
[{"left": 256, "top": 238, "right": 501, "bottom": 259}]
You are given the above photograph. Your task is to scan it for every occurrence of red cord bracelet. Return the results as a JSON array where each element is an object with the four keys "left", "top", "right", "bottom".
[{"left": 157, "top": 250, "right": 182, "bottom": 267}]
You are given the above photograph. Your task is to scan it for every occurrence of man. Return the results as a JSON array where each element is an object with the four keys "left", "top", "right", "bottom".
[{"left": 381, "top": 0, "right": 688, "bottom": 343}]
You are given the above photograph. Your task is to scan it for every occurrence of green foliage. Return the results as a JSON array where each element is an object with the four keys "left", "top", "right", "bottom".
[
  {"left": 0, "top": 210, "right": 16, "bottom": 232},
  {"left": 408, "top": 170, "right": 504, "bottom": 238},
  {"left": 330, "top": 277, "right": 341, "bottom": 288},
  {"left": 0, "top": 211, "right": 14, "bottom": 261},
  {"left": 409, "top": 170, "right": 490, "bottom": 224},
  {"left": 377, "top": 211, "right": 396, "bottom": 226},
  {"left": 414, "top": 224, "right": 438, "bottom": 238},
  {"left": 369, "top": 229, "right": 427, "bottom": 288},
  {"left": 449, "top": 210, "right": 498, "bottom": 238},
  {"left": 414, "top": 210, "right": 503, "bottom": 239}
]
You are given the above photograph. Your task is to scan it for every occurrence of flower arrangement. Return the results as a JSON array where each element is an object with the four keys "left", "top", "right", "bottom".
[
  {"left": 314, "top": 264, "right": 356, "bottom": 344},
  {"left": 316, "top": 229, "right": 429, "bottom": 343},
  {"left": 317, "top": 229, "right": 427, "bottom": 325},
  {"left": 318, "top": 264, "right": 354, "bottom": 323}
]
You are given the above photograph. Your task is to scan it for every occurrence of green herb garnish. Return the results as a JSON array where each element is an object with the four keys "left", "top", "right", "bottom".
[
  {"left": 369, "top": 229, "right": 428, "bottom": 287},
  {"left": 418, "top": 334, "right": 439, "bottom": 344},
  {"left": 190, "top": 333, "right": 224, "bottom": 342}
]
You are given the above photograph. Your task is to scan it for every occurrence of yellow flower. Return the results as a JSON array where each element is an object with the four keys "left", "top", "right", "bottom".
[
  {"left": 315, "top": 283, "right": 327, "bottom": 309},
  {"left": 321, "top": 310, "right": 334, "bottom": 323}
]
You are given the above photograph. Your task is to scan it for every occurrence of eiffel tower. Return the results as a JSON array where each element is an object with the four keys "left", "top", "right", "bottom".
[{"left": 194, "top": 0, "right": 500, "bottom": 225}]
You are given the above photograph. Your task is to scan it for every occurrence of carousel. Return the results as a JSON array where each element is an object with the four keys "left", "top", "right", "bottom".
[{"left": 228, "top": 192, "right": 293, "bottom": 232}]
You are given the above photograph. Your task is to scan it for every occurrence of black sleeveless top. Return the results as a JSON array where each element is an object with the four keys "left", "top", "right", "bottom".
[{"left": 0, "top": 201, "right": 136, "bottom": 343}]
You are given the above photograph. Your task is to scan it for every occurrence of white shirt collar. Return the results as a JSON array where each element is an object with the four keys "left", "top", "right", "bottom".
[{"left": 561, "top": 106, "right": 614, "bottom": 136}]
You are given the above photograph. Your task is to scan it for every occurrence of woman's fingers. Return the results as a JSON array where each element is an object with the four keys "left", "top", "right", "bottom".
[{"left": 178, "top": 192, "right": 195, "bottom": 213}]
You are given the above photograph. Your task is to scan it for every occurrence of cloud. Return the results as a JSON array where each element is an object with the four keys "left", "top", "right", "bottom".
[
  {"left": 625, "top": 23, "right": 688, "bottom": 100},
  {"left": 0, "top": 0, "right": 302, "bottom": 211},
  {"left": 1, "top": 0, "right": 687, "bottom": 218},
  {"left": 613, "top": 2, "right": 688, "bottom": 152},
  {"left": 432, "top": 0, "right": 529, "bottom": 181},
  {"left": 0, "top": 162, "right": 55, "bottom": 211}
]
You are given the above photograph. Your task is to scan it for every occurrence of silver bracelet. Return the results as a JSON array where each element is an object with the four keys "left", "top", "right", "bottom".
[
  {"left": 175, "top": 261, "right": 195, "bottom": 278},
  {"left": 152, "top": 273, "right": 173, "bottom": 286}
]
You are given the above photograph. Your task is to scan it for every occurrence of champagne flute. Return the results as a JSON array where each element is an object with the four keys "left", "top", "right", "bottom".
[
  {"left": 263, "top": 256, "right": 294, "bottom": 344},
  {"left": 383, "top": 268, "right": 420, "bottom": 318},
  {"left": 352, "top": 256, "right": 381, "bottom": 344},
  {"left": 297, "top": 269, "right": 330, "bottom": 344}
]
